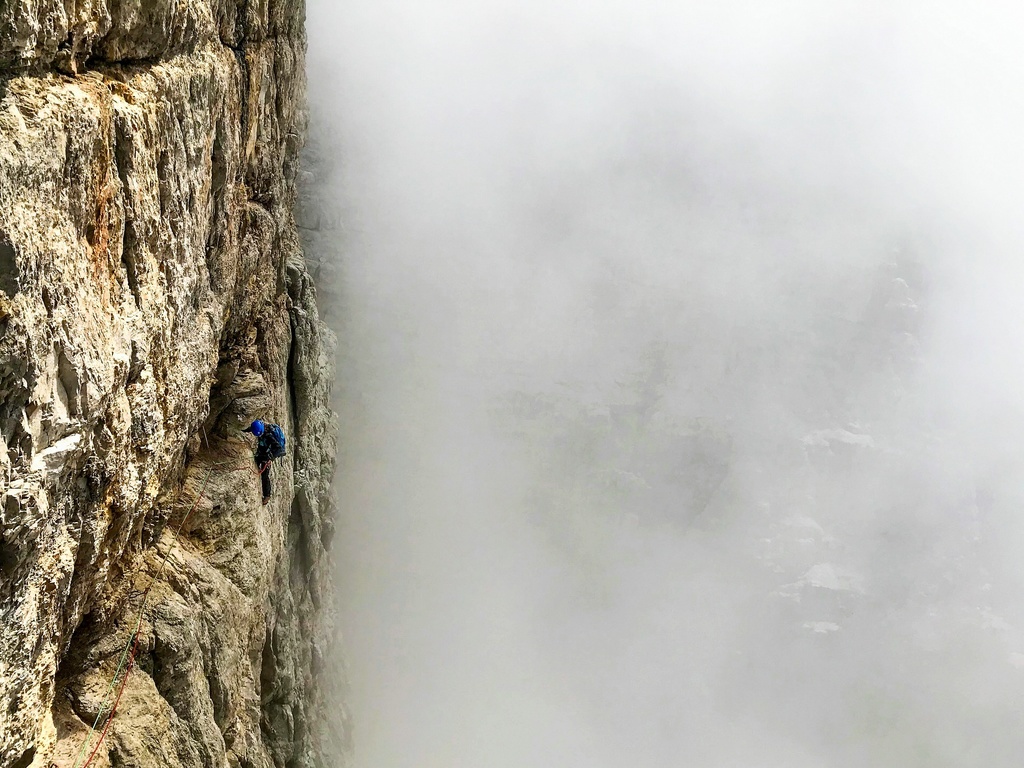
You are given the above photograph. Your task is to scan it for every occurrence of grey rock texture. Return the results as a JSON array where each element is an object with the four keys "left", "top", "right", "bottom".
[
  {"left": 295, "top": 112, "right": 345, "bottom": 327},
  {"left": 0, "top": 1, "right": 343, "bottom": 766}
]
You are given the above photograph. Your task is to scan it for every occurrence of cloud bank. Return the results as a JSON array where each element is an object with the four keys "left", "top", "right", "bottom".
[{"left": 305, "top": 2, "right": 1024, "bottom": 765}]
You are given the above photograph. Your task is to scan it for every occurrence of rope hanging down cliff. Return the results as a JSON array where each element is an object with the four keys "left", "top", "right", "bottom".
[{"left": 63, "top": 454, "right": 272, "bottom": 768}]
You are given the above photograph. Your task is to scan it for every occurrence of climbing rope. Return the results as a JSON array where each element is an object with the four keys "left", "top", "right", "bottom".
[{"left": 66, "top": 448, "right": 274, "bottom": 768}]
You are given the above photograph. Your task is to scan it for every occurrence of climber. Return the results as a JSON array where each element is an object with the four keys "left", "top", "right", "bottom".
[{"left": 242, "top": 419, "right": 287, "bottom": 504}]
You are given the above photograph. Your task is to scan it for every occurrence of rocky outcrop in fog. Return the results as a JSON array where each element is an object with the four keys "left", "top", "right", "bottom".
[{"left": 0, "top": 2, "right": 340, "bottom": 767}]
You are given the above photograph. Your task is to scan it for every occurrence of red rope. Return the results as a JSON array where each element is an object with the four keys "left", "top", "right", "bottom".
[
  {"left": 80, "top": 632, "right": 140, "bottom": 768},
  {"left": 67, "top": 448, "right": 277, "bottom": 767},
  {"left": 74, "top": 460, "right": 216, "bottom": 767}
]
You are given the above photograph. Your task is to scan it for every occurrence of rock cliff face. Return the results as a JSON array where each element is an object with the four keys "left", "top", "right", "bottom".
[{"left": 0, "top": 2, "right": 340, "bottom": 767}]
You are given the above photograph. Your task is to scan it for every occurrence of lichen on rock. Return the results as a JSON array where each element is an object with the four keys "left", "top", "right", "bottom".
[{"left": 0, "top": 1, "right": 342, "bottom": 766}]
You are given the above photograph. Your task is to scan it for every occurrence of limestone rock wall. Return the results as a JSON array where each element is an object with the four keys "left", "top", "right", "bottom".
[{"left": 0, "top": 2, "right": 340, "bottom": 766}]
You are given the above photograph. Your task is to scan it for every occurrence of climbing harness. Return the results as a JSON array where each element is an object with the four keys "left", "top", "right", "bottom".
[{"left": 65, "top": 450, "right": 274, "bottom": 768}]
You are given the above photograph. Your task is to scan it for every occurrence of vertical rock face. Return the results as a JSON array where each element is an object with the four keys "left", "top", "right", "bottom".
[{"left": 0, "top": 2, "right": 340, "bottom": 767}]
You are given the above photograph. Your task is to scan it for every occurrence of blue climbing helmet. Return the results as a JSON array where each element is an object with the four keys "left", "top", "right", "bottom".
[{"left": 245, "top": 419, "right": 266, "bottom": 437}]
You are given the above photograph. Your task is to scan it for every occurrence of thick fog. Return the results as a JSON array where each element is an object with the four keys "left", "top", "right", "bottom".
[{"left": 303, "top": 2, "right": 1024, "bottom": 765}]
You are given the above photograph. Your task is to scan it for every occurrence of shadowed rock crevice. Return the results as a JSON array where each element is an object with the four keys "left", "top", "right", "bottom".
[{"left": 0, "top": 233, "right": 20, "bottom": 296}]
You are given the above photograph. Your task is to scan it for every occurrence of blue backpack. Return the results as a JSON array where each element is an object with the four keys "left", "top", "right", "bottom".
[{"left": 266, "top": 424, "right": 287, "bottom": 459}]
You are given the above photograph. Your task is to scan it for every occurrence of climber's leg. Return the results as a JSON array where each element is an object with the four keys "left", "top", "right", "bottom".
[{"left": 261, "top": 466, "right": 272, "bottom": 502}]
